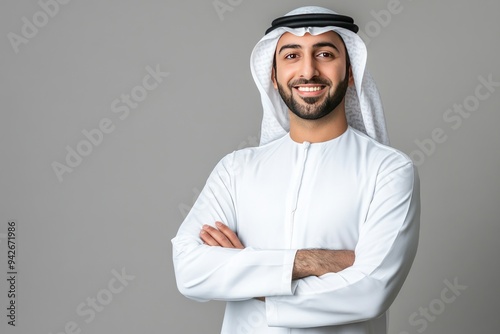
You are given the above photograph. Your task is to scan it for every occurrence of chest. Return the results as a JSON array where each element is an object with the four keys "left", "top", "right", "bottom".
[{"left": 233, "top": 154, "right": 374, "bottom": 249}]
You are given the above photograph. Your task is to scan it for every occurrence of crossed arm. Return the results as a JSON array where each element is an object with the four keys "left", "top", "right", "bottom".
[
  {"left": 173, "top": 156, "right": 420, "bottom": 328},
  {"left": 200, "top": 222, "right": 355, "bottom": 281}
]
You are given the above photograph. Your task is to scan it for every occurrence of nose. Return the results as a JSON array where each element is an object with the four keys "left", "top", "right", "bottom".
[{"left": 299, "top": 55, "right": 319, "bottom": 80}]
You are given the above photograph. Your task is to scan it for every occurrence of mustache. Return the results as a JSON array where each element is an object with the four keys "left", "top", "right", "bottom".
[{"left": 289, "top": 77, "right": 331, "bottom": 87}]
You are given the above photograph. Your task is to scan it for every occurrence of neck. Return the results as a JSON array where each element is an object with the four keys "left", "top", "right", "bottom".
[{"left": 288, "top": 104, "right": 348, "bottom": 143}]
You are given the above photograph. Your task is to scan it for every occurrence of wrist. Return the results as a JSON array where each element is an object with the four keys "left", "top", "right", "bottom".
[{"left": 292, "top": 249, "right": 316, "bottom": 279}]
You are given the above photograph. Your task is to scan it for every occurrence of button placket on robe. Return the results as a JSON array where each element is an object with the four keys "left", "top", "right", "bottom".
[{"left": 286, "top": 142, "right": 311, "bottom": 248}]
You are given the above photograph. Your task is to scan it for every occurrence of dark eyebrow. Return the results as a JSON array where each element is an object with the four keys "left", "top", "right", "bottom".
[
  {"left": 278, "top": 41, "right": 340, "bottom": 55},
  {"left": 278, "top": 44, "right": 301, "bottom": 54},
  {"left": 313, "top": 42, "right": 340, "bottom": 52}
]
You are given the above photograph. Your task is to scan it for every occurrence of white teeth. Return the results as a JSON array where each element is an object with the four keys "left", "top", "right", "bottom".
[{"left": 297, "top": 86, "right": 323, "bottom": 92}]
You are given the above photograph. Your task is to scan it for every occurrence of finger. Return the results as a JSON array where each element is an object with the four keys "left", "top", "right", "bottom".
[
  {"left": 202, "top": 225, "right": 234, "bottom": 248},
  {"left": 215, "top": 222, "right": 244, "bottom": 249},
  {"left": 200, "top": 229, "right": 221, "bottom": 247}
]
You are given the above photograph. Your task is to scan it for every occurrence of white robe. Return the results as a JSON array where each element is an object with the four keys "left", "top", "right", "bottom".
[{"left": 172, "top": 126, "right": 420, "bottom": 333}]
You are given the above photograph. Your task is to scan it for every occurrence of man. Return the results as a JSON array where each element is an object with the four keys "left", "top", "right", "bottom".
[{"left": 172, "top": 6, "right": 420, "bottom": 334}]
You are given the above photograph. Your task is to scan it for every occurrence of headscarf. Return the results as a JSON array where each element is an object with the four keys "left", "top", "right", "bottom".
[{"left": 250, "top": 6, "right": 390, "bottom": 146}]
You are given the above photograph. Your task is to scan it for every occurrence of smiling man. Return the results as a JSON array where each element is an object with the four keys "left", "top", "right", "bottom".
[
  {"left": 275, "top": 32, "right": 350, "bottom": 122},
  {"left": 172, "top": 6, "right": 420, "bottom": 334},
  {"left": 273, "top": 31, "right": 352, "bottom": 144}
]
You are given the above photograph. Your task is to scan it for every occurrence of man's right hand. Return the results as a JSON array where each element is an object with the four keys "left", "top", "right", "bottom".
[
  {"left": 199, "top": 221, "right": 244, "bottom": 249},
  {"left": 292, "top": 249, "right": 355, "bottom": 280}
]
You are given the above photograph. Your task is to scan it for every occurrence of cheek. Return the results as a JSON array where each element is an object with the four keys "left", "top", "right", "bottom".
[
  {"left": 275, "top": 63, "right": 294, "bottom": 81},
  {"left": 325, "top": 73, "right": 347, "bottom": 88},
  {"left": 276, "top": 69, "right": 295, "bottom": 88}
]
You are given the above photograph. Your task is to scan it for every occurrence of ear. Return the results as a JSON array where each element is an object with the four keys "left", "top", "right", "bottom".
[
  {"left": 348, "top": 65, "right": 354, "bottom": 87},
  {"left": 271, "top": 66, "right": 278, "bottom": 90}
]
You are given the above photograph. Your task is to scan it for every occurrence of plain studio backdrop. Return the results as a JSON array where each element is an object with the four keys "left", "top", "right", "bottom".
[{"left": 1, "top": 0, "right": 499, "bottom": 333}]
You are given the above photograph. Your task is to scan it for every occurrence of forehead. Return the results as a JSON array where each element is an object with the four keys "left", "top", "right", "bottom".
[{"left": 276, "top": 31, "right": 346, "bottom": 52}]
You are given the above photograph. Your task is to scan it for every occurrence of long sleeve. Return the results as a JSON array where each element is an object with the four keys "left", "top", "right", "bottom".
[
  {"left": 265, "top": 161, "right": 420, "bottom": 328},
  {"left": 171, "top": 153, "right": 297, "bottom": 302}
]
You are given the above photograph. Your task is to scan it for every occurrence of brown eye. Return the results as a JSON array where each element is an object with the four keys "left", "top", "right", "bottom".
[{"left": 317, "top": 52, "right": 333, "bottom": 58}]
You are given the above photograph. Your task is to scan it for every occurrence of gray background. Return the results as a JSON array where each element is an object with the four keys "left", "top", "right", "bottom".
[{"left": 1, "top": 0, "right": 499, "bottom": 333}]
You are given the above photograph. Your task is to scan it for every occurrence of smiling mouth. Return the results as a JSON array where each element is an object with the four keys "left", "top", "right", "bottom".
[
  {"left": 293, "top": 85, "right": 327, "bottom": 97},
  {"left": 296, "top": 86, "right": 325, "bottom": 92}
]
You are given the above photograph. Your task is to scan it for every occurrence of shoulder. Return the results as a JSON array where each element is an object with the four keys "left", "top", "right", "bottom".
[
  {"left": 230, "top": 133, "right": 288, "bottom": 160},
  {"left": 348, "top": 127, "right": 416, "bottom": 180},
  {"left": 215, "top": 134, "right": 288, "bottom": 172}
]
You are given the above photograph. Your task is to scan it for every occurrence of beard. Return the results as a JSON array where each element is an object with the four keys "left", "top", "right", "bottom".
[{"left": 277, "top": 72, "right": 349, "bottom": 120}]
